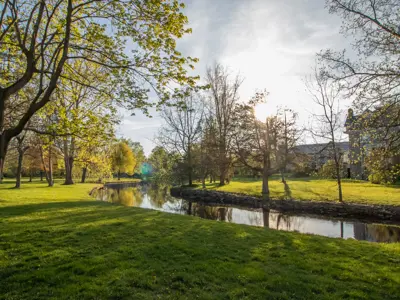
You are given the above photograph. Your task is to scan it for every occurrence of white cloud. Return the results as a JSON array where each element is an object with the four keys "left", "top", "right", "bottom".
[{"left": 120, "top": 0, "right": 351, "bottom": 155}]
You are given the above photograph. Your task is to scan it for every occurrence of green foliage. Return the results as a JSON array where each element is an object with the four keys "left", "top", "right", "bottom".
[
  {"left": 365, "top": 149, "right": 400, "bottom": 184},
  {"left": 318, "top": 160, "right": 339, "bottom": 179},
  {"left": 147, "top": 146, "right": 180, "bottom": 184},
  {"left": 120, "top": 139, "right": 146, "bottom": 174},
  {"left": 111, "top": 142, "right": 136, "bottom": 175},
  {"left": 0, "top": 180, "right": 399, "bottom": 299}
]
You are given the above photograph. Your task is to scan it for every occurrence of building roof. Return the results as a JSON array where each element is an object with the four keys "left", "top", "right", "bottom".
[{"left": 294, "top": 141, "right": 349, "bottom": 155}]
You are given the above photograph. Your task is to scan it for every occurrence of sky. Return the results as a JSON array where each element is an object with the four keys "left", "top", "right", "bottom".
[{"left": 117, "top": 0, "right": 350, "bottom": 155}]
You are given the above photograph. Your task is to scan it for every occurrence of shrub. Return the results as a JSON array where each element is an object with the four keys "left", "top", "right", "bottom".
[{"left": 365, "top": 149, "right": 400, "bottom": 185}]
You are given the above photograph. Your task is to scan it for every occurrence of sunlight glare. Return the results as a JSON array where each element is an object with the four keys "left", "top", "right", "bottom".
[{"left": 254, "top": 103, "right": 269, "bottom": 122}]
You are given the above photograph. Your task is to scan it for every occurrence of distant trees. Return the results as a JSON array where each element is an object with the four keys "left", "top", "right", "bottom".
[
  {"left": 111, "top": 142, "right": 136, "bottom": 181},
  {"left": 158, "top": 93, "right": 204, "bottom": 186},
  {"left": 147, "top": 146, "right": 179, "bottom": 183}
]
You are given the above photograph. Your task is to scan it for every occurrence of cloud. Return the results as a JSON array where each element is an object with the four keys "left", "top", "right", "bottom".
[{"left": 120, "top": 0, "right": 349, "bottom": 155}]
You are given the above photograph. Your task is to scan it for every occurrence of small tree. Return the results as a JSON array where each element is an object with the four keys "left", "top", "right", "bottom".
[
  {"left": 111, "top": 142, "right": 135, "bottom": 180},
  {"left": 306, "top": 68, "right": 345, "bottom": 202}
]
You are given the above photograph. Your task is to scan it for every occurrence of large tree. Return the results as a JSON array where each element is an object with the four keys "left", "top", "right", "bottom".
[
  {"left": 0, "top": 0, "right": 199, "bottom": 182},
  {"left": 206, "top": 63, "right": 243, "bottom": 186}
]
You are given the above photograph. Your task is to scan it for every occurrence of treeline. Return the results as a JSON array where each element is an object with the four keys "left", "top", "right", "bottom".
[{"left": 154, "top": 63, "right": 302, "bottom": 204}]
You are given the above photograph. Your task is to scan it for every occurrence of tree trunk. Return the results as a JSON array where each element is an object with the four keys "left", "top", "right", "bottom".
[
  {"left": 333, "top": 148, "right": 343, "bottom": 202},
  {"left": 0, "top": 157, "right": 3, "bottom": 184},
  {"left": 219, "top": 172, "right": 226, "bottom": 186},
  {"left": 40, "top": 170, "right": 44, "bottom": 181},
  {"left": 15, "top": 150, "right": 23, "bottom": 188},
  {"left": 261, "top": 173, "right": 270, "bottom": 207},
  {"left": 64, "top": 156, "right": 74, "bottom": 185},
  {"left": 81, "top": 167, "right": 87, "bottom": 183},
  {"left": 48, "top": 147, "right": 54, "bottom": 187},
  {"left": 262, "top": 120, "right": 271, "bottom": 207},
  {"left": 118, "top": 169, "right": 121, "bottom": 180},
  {"left": 0, "top": 136, "right": 10, "bottom": 184},
  {"left": 188, "top": 144, "right": 193, "bottom": 186},
  {"left": 29, "top": 170, "right": 32, "bottom": 182},
  {"left": 202, "top": 176, "right": 206, "bottom": 189}
]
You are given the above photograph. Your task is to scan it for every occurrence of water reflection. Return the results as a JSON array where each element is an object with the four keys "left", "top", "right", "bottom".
[{"left": 95, "top": 184, "right": 400, "bottom": 243}]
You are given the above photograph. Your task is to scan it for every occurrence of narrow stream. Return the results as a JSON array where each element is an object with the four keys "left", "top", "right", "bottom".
[{"left": 93, "top": 183, "right": 400, "bottom": 243}]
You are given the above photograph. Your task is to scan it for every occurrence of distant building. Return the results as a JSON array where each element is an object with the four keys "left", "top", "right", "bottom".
[
  {"left": 344, "top": 108, "right": 400, "bottom": 179},
  {"left": 293, "top": 142, "right": 349, "bottom": 172}
]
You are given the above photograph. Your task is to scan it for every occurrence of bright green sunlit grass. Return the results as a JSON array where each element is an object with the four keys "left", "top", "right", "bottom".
[
  {"left": 0, "top": 179, "right": 399, "bottom": 299},
  {"left": 202, "top": 177, "right": 400, "bottom": 206}
]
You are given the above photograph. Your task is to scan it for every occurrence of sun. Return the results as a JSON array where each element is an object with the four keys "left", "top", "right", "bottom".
[{"left": 254, "top": 103, "right": 270, "bottom": 122}]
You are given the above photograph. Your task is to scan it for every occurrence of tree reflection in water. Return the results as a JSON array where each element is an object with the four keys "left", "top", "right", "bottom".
[
  {"left": 105, "top": 187, "right": 143, "bottom": 207},
  {"left": 192, "top": 203, "right": 233, "bottom": 222},
  {"left": 93, "top": 184, "right": 400, "bottom": 243}
]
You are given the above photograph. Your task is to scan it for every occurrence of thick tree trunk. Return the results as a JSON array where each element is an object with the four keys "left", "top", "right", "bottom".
[
  {"left": 261, "top": 174, "right": 270, "bottom": 206},
  {"left": 219, "top": 172, "right": 226, "bottom": 186},
  {"left": 29, "top": 170, "right": 32, "bottom": 182},
  {"left": 118, "top": 170, "right": 121, "bottom": 180},
  {"left": 0, "top": 157, "right": 4, "bottom": 184},
  {"left": 15, "top": 150, "right": 23, "bottom": 188},
  {"left": 64, "top": 156, "right": 74, "bottom": 185},
  {"left": 40, "top": 170, "right": 44, "bottom": 181},
  {"left": 0, "top": 135, "right": 10, "bottom": 184},
  {"left": 81, "top": 167, "right": 87, "bottom": 183}
]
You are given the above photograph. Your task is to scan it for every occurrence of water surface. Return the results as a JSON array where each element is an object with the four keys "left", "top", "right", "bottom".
[{"left": 94, "top": 183, "right": 400, "bottom": 243}]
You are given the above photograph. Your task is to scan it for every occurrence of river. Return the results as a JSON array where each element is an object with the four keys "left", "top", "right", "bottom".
[{"left": 93, "top": 183, "right": 400, "bottom": 243}]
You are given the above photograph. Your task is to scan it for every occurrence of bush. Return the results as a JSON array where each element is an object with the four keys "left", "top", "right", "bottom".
[
  {"left": 365, "top": 149, "right": 400, "bottom": 185},
  {"left": 318, "top": 160, "right": 338, "bottom": 179}
]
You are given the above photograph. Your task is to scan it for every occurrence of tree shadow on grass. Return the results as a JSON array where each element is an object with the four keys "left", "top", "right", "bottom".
[{"left": 0, "top": 200, "right": 399, "bottom": 299}]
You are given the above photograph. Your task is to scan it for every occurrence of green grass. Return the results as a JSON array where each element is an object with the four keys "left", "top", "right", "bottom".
[
  {"left": 201, "top": 177, "right": 400, "bottom": 206},
  {"left": 0, "top": 179, "right": 399, "bottom": 299}
]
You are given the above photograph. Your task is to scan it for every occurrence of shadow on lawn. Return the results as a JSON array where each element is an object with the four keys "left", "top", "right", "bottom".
[{"left": 0, "top": 200, "right": 399, "bottom": 299}]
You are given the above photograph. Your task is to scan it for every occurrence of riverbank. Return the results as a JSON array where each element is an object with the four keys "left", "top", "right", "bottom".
[
  {"left": 1, "top": 180, "right": 399, "bottom": 299},
  {"left": 200, "top": 177, "right": 400, "bottom": 206},
  {"left": 171, "top": 187, "right": 400, "bottom": 223}
]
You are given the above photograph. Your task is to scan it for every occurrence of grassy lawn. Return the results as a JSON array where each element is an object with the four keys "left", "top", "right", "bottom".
[
  {"left": 0, "top": 180, "right": 399, "bottom": 299},
  {"left": 201, "top": 177, "right": 400, "bottom": 206}
]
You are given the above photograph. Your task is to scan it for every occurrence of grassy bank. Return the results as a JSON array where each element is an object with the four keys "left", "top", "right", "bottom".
[
  {"left": 202, "top": 177, "right": 400, "bottom": 206},
  {"left": 0, "top": 180, "right": 399, "bottom": 299}
]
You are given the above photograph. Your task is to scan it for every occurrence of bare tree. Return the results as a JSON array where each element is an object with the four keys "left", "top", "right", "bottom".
[
  {"left": 319, "top": 0, "right": 400, "bottom": 153},
  {"left": 158, "top": 93, "right": 204, "bottom": 186},
  {"left": 206, "top": 63, "right": 243, "bottom": 186},
  {"left": 306, "top": 68, "right": 345, "bottom": 202}
]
